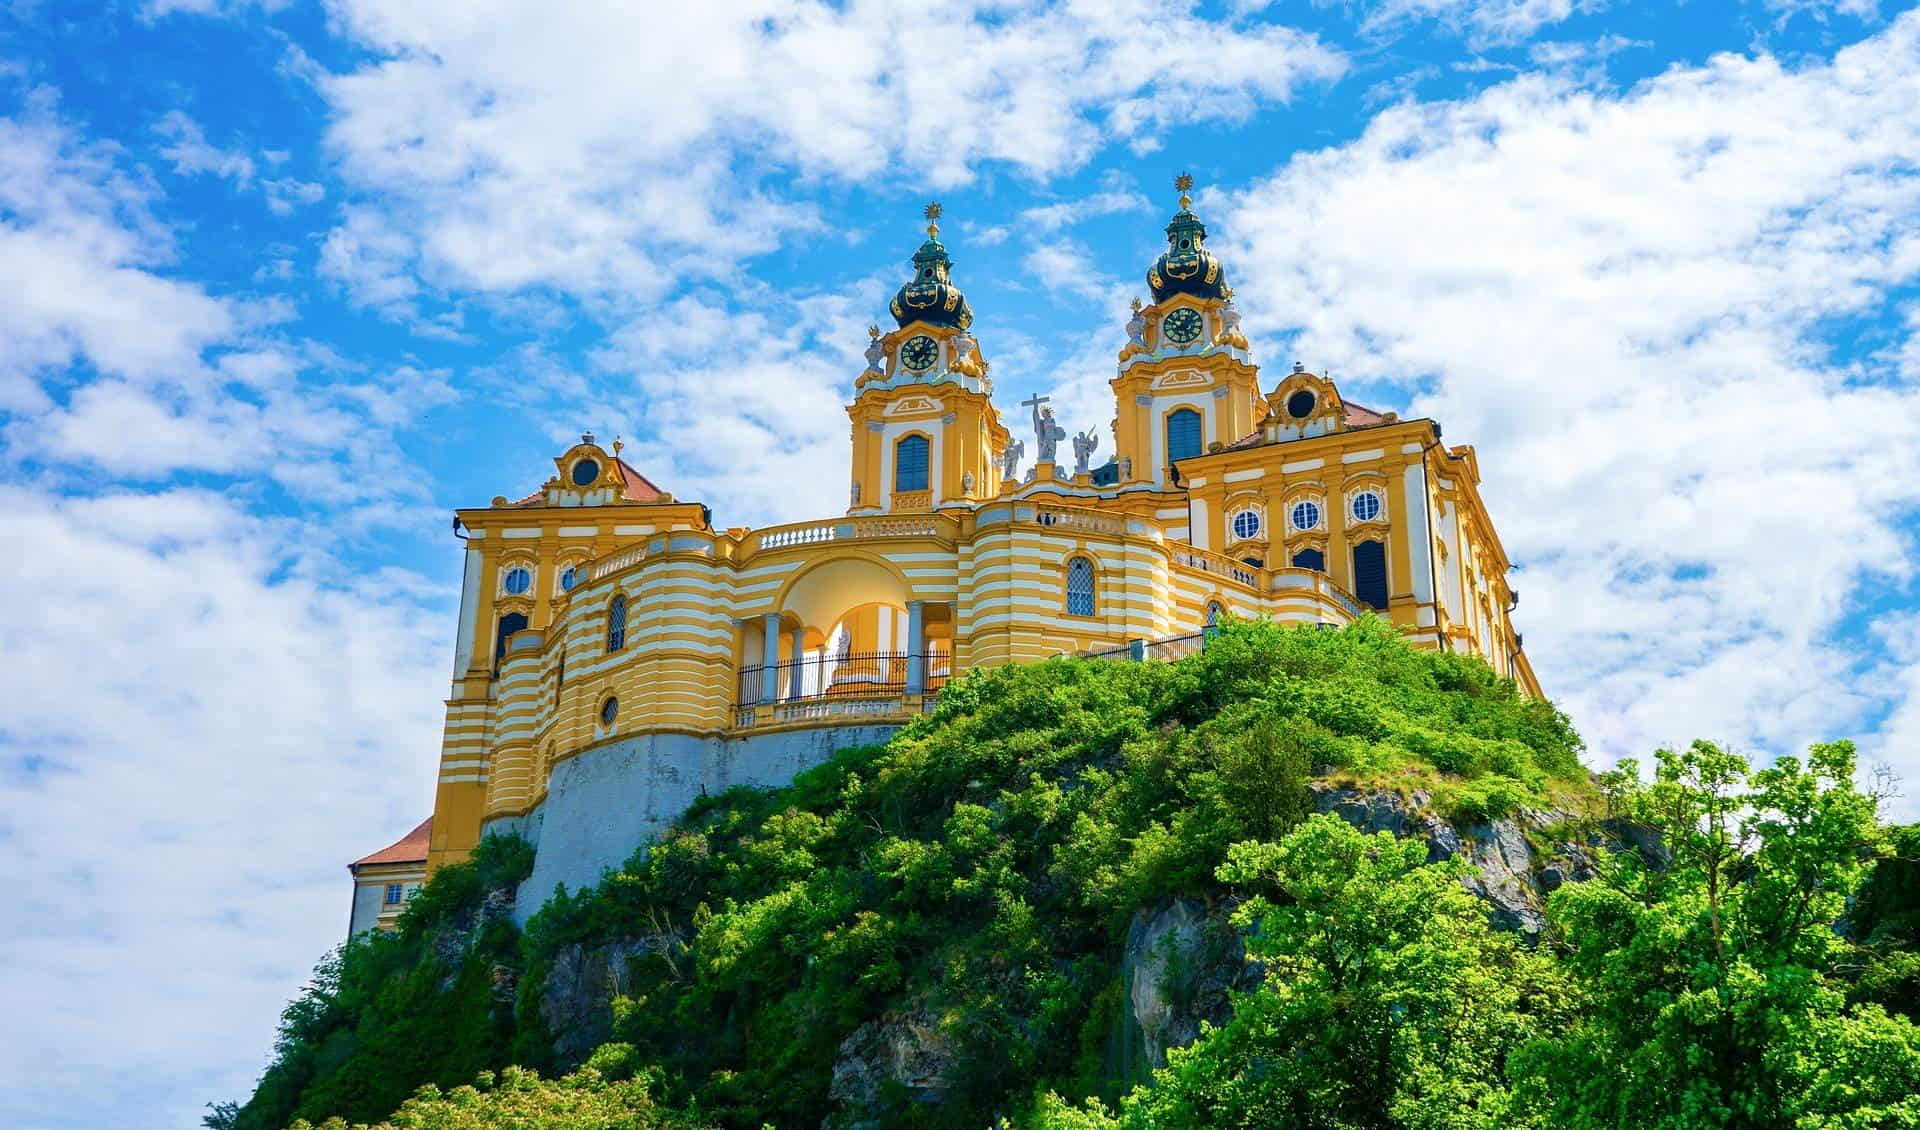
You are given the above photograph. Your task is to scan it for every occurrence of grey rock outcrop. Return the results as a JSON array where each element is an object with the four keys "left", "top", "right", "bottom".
[
  {"left": 828, "top": 1010, "right": 957, "bottom": 1129},
  {"left": 1122, "top": 897, "right": 1258, "bottom": 1070},
  {"left": 539, "top": 935, "right": 680, "bottom": 1066},
  {"left": 1310, "top": 783, "right": 1630, "bottom": 936}
]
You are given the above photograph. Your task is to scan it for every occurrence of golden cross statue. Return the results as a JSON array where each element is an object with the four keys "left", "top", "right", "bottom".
[
  {"left": 924, "top": 200, "right": 942, "bottom": 238},
  {"left": 1175, "top": 171, "right": 1193, "bottom": 209}
]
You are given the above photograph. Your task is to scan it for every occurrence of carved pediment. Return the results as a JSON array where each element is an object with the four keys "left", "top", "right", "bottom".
[
  {"left": 885, "top": 395, "right": 943, "bottom": 417},
  {"left": 1151, "top": 369, "right": 1211, "bottom": 390}
]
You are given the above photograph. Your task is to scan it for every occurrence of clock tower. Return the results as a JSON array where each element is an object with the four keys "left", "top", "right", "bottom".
[
  {"left": 1110, "top": 175, "right": 1263, "bottom": 489},
  {"left": 848, "top": 204, "right": 1009, "bottom": 514}
]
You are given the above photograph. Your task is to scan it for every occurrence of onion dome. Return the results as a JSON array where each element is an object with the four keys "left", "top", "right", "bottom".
[
  {"left": 1147, "top": 173, "right": 1227, "bottom": 303},
  {"left": 890, "top": 202, "right": 974, "bottom": 330}
]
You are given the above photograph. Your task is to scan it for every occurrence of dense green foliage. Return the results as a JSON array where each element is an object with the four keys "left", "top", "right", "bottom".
[
  {"left": 512, "top": 618, "right": 1578, "bottom": 1128},
  {"left": 286, "top": 1056, "right": 698, "bottom": 1130},
  {"left": 1033, "top": 742, "right": 1920, "bottom": 1130},
  {"left": 227, "top": 836, "right": 535, "bottom": 1130},
  {"left": 222, "top": 620, "right": 1920, "bottom": 1130}
]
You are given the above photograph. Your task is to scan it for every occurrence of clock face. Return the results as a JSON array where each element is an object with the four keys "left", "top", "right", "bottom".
[
  {"left": 900, "top": 335, "right": 939, "bottom": 372},
  {"left": 1163, "top": 307, "right": 1204, "bottom": 344}
]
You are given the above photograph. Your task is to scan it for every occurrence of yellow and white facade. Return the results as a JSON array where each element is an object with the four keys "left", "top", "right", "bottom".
[{"left": 401, "top": 190, "right": 1540, "bottom": 902}]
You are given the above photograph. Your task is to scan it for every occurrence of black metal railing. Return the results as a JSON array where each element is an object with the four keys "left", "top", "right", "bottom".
[{"left": 736, "top": 650, "right": 952, "bottom": 706}]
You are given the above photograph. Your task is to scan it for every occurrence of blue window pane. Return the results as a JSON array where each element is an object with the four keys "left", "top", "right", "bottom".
[
  {"left": 494, "top": 611, "right": 528, "bottom": 664},
  {"left": 1352, "top": 491, "right": 1382, "bottom": 522},
  {"left": 1290, "top": 501, "right": 1321, "bottom": 532},
  {"left": 384, "top": 883, "right": 403, "bottom": 905},
  {"left": 599, "top": 696, "right": 618, "bottom": 726},
  {"left": 1353, "top": 540, "right": 1388, "bottom": 610},
  {"left": 571, "top": 459, "right": 599, "bottom": 486},
  {"left": 1292, "top": 547, "right": 1326, "bottom": 572},
  {"left": 895, "top": 434, "right": 930, "bottom": 492},
  {"left": 607, "top": 595, "right": 627, "bottom": 652},
  {"left": 1066, "top": 557, "right": 1096, "bottom": 616},
  {"left": 559, "top": 566, "right": 577, "bottom": 592},
  {"left": 1231, "top": 510, "right": 1261, "bottom": 540},
  {"left": 503, "top": 566, "right": 532, "bottom": 595},
  {"left": 1166, "top": 409, "right": 1202, "bottom": 463}
]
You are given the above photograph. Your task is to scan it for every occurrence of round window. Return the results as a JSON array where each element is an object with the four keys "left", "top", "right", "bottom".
[
  {"left": 571, "top": 459, "right": 600, "bottom": 486},
  {"left": 1231, "top": 509, "right": 1262, "bottom": 540},
  {"left": 503, "top": 566, "right": 532, "bottom": 595},
  {"left": 1286, "top": 390, "right": 1316, "bottom": 420},
  {"left": 1351, "top": 491, "right": 1383, "bottom": 522},
  {"left": 1290, "top": 501, "right": 1321, "bottom": 532},
  {"left": 599, "top": 696, "right": 618, "bottom": 726},
  {"left": 559, "top": 566, "right": 578, "bottom": 593}
]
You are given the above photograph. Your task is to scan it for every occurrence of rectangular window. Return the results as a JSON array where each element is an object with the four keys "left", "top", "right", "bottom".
[
  {"left": 895, "top": 434, "right": 930, "bottom": 492},
  {"left": 384, "top": 883, "right": 404, "bottom": 905}
]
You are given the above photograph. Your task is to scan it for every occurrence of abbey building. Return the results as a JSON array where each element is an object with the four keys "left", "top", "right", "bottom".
[{"left": 351, "top": 183, "right": 1539, "bottom": 920}]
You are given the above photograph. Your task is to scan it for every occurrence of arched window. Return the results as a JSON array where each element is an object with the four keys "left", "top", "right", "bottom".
[
  {"left": 1206, "top": 601, "right": 1224, "bottom": 627},
  {"left": 494, "top": 611, "right": 529, "bottom": 666},
  {"left": 1353, "top": 540, "right": 1388, "bottom": 611},
  {"left": 895, "top": 434, "right": 930, "bottom": 492},
  {"left": 1165, "top": 408, "right": 1203, "bottom": 464},
  {"left": 1065, "top": 557, "right": 1096, "bottom": 616},
  {"left": 1292, "top": 547, "right": 1326, "bottom": 572},
  {"left": 606, "top": 594, "right": 628, "bottom": 652}
]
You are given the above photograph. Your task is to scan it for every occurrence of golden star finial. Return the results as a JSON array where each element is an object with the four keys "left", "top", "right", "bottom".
[
  {"left": 923, "top": 200, "right": 943, "bottom": 238},
  {"left": 868, "top": 324, "right": 880, "bottom": 340},
  {"left": 1130, "top": 297, "right": 1143, "bottom": 315},
  {"left": 1175, "top": 171, "right": 1193, "bottom": 209}
]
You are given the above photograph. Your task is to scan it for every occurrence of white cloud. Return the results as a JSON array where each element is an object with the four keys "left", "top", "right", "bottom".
[
  {"left": 1219, "top": 13, "right": 1920, "bottom": 808},
  {"left": 1365, "top": 0, "right": 1595, "bottom": 44},
  {"left": 154, "top": 110, "right": 325, "bottom": 214},
  {"left": 0, "top": 487, "right": 449, "bottom": 1130},
  {"left": 308, "top": 0, "right": 1345, "bottom": 308}
]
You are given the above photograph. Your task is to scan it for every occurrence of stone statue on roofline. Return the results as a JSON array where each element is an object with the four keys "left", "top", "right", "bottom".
[
  {"left": 1000, "top": 437, "right": 1024, "bottom": 484},
  {"left": 1072, "top": 428, "right": 1099, "bottom": 474}
]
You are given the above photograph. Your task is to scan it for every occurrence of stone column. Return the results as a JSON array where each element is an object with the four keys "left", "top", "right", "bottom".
[
  {"left": 760, "top": 613, "right": 781, "bottom": 704},
  {"left": 788, "top": 626, "right": 806, "bottom": 700},
  {"left": 905, "top": 600, "right": 925, "bottom": 694}
]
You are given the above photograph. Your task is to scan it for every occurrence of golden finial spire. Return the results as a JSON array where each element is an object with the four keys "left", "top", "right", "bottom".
[
  {"left": 923, "top": 200, "right": 943, "bottom": 239},
  {"left": 1130, "top": 296, "right": 1143, "bottom": 315},
  {"left": 612, "top": 435, "right": 624, "bottom": 457},
  {"left": 868, "top": 324, "right": 880, "bottom": 340},
  {"left": 1175, "top": 171, "right": 1194, "bottom": 210}
]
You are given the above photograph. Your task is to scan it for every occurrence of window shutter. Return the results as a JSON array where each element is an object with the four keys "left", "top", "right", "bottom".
[
  {"left": 1352, "top": 541, "right": 1388, "bottom": 610},
  {"left": 895, "top": 435, "right": 930, "bottom": 492},
  {"left": 1166, "top": 409, "right": 1202, "bottom": 463}
]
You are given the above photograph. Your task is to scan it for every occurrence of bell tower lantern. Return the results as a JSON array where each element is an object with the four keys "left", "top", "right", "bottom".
[
  {"left": 1110, "top": 174, "right": 1263, "bottom": 489},
  {"left": 848, "top": 204, "right": 1009, "bottom": 514}
]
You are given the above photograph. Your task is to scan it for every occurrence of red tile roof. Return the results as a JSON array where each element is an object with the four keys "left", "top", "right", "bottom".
[
  {"left": 350, "top": 817, "right": 432, "bottom": 870},
  {"left": 509, "top": 456, "right": 667, "bottom": 507},
  {"left": 1222, "top": 400, "right": 1396, "bottom": 452}
]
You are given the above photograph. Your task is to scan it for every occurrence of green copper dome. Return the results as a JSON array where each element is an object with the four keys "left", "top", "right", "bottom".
[
  {"left": 890, "top": 204, "right": 974, "bottom": 330},
  {"left": 1148, "top": 176, "right": 1227, "bottom": 303}
]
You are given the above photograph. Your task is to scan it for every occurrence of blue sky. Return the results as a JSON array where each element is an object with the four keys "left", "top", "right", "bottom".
[{"left": 3, "top": 1, "right": 1918, "bottom": 1127}]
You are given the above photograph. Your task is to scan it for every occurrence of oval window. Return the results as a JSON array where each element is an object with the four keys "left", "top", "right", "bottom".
[
  {"left": 1286, "top": 390, "right": 1316, "bottom": 420},
  {"left": 572, "top": 459, "right": 600, "bottom": 486},
  {"left": 599, "top": 696, "right": 618, "bottom": 726},
  {"left": 1290, "top": 501, "right": 1321, "bottom": 532},
  {"left": 1231, "top": 510, "right": 1261, "bottom": 540},
  {"left": 1351, "top": 491, "right": 1383, "bottom": 522},
  {"left": 559, "top": 566, "right": 578, "bottom": 592},
  {"left": 503, "top": 566, "right": 532, "bottom": 595}
]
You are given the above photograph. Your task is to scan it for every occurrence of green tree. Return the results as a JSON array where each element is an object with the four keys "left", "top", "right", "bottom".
[
  {"left": 288, "top": 1055, "right": 703, "bottom": 1130},
  {"left": 1034, "top": 813, "right": 1563, "bottom": 1129},
  {"left": 1515, "top": 740, "right": 1920, "bottom": 1129}
]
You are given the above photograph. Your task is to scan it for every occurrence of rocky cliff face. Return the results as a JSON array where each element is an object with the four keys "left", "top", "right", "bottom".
[{"left": 528, "top": 784, "right": 1647, "bottom": 1128}]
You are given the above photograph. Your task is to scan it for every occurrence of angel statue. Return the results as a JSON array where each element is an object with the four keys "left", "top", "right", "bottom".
[
  {"left": 1125, "top": 298, "right": 1147, "bottom": 347},
  {"left": 999, "top": 437, "right": 1025, "bottom": 484},
  {"left": 1072, "top": 428, "right": 1100, "bottom": 474}
]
